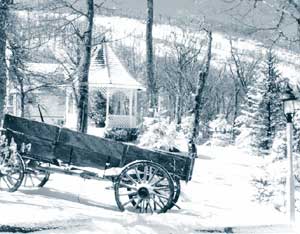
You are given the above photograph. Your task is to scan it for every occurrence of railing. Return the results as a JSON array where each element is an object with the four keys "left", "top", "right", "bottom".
[{"left": 107, "top": 115, "right": 136, "bottom": 129}]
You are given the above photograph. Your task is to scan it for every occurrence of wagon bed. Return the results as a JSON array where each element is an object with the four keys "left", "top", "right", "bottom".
[
  {"left": 3, "top": 114, "right": 194, "bottom": 181},
  {"left": 1, "top": 114, "right": 195, "bottom": 214}
]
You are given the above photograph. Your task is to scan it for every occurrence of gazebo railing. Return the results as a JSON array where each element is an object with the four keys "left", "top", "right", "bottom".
[{"left": 107, "top": 115, "right": 136, "bottom": 129}]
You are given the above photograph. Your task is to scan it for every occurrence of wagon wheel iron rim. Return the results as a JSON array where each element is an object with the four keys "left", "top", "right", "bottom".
[
  {"left": 22, "top": 160, "right": 50, "bottom": 188},
  {"left": 0, "top": 152, "right": 25, "bottom": 192},
  {"left": 114, "top": 160, "right": 174, "bottom": 214},
  {"left": 168, "top": 176, "right": 181, "bottom": 210}
]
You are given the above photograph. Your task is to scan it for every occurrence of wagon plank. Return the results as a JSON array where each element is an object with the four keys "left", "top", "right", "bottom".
[
  {"left": 54, "top": 128, "right": 124, "bottom": 168},
  {"left": 3, "top": 114, "right": 59, "bottom": 142},
  {"left": 5, "top": 129, "right": 56, "bottom": 162}
]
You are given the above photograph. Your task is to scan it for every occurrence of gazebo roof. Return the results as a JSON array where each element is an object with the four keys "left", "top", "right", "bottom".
[{"left": 89, "top": 44, "right": 145, "bottom": 90}]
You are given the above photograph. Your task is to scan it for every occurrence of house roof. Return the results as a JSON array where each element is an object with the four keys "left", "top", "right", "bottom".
[{"left": 88, "top": 44, "right": 145, "bottom": 90}]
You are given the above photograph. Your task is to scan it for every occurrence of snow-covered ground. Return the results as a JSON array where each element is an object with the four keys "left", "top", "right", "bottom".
[{"left": 0, "top": 145, "right": 299, "bottom": 233}]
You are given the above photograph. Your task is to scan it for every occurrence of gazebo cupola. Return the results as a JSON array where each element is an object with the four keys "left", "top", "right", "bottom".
[{"left": 65, "top": 43, "right": 145, "bottom": 130}]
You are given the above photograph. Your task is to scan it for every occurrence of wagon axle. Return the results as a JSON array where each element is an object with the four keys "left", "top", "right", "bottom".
[{"left": 137, "top": 187, "right": 150, "bottom": 199}]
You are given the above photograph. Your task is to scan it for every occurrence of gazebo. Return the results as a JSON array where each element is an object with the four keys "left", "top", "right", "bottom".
[{"left": 64, "top": 44, "right": 145, "bottom": 131}]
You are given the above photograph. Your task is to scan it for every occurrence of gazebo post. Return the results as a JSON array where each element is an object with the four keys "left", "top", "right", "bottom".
[
  {"left": 129, "top": 89, "right": 133, "bottom": 128},
  {"left": 65, "top": 90, "right": 69, "bottom": 124},
  {"left": 106, "top": 88, "right": 110, "bottom": 128},
  {"left": 134, "top": 90, "right": 138, "bottom": 127}
]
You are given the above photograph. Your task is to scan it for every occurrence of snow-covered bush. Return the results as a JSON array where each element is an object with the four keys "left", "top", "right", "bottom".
[
  {"left": 180, "top": 116, "right": 193, "bottom": 139},
  {"left": 271, "top": 130, "right": 286, "bottom": 160},
  {"left": 105, "top": 128, "right": 139, "bottom": 142},
  {"left": 0, "top": 134, "right": 18, "bottom": 159},
  {"left": 138, "top": 117, "right": 178, "bottom": 151},
  {"left": 252, "top": 155, "right": 300, "bottom": 213},
  {"left": 234, "top": 115, "right": 253, "bottom": 152},
  {"left": 208, "top": 114, "right": 232, "bottom": 146},
  {"left": 180, "top": 115, "right": 206, "bottom": 144}
]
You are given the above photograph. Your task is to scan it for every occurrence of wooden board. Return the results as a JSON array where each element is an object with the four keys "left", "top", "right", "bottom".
[
  {"left": 54, "top": 128, "right": 124, "bottom": 168},
  {"left": 3, "top": 114, "right": 60, "bottom": 142}
]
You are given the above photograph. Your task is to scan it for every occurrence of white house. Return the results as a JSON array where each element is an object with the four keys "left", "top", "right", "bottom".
[{"left": 6, "top": 63, "right": 66, "bottom": 125}]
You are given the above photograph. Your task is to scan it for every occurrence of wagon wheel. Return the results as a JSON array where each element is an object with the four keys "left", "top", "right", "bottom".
[
  {"left": 114, "top": 160, "right": 174, "bottom": 214},
  {"left": 168, "top": 176, "right": 181, "bottom": 210},
  {"left": 23, "top": 160, "right": 50, "bottom": 188},
  {"left": 0, "top": 152, "right": 25, "bottom": 192}
]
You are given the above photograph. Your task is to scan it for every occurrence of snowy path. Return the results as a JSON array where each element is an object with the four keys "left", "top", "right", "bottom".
[{"left": 0, "top": 146, "right": 298, "bottom": 233}]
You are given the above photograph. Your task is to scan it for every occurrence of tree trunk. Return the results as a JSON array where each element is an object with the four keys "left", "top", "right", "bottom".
[
  {"left": 0, "top": 1, "right": 9, "bottom": 123},
  {"left": 232, "top": 86, "right": 240, "bottom": 140},
  {"left": 77, "top": 0, "right": 94, "bottom": 133},
  {"left": 146, "top": 0, "right": 157, "bottom": 116},
  {"left": 189, "top": 30, "right": 213, "bottom": 157},
  {"left": 175, "top": 95, "right": 182, "bottom": 125}
]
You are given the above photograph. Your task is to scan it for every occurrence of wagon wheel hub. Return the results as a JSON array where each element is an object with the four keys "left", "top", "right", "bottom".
[{"left": 137, "top": 187, "right": 150, "bottom": 199}]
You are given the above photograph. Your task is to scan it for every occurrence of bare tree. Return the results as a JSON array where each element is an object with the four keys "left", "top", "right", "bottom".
[
  {"left": 189, "top": 30, "right": 213, "bottom": 157},
  {"left": 0, "top": 0, "right": 11, "bottom": 123},
  {"left": 146, "top": 0, "right": 157, "bottom": 116},
  {"left": 228, "top": 39, "right": 262, "bottom": 130},
  {"left": 223, "top": 0, "right": 300, "bottom": 46},
  {"left": 161, "top": 26, "right": 203, "bottom": 125}
]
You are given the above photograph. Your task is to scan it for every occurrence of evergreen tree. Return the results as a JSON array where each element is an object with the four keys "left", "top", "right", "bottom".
[
  {"left": 89, "top": 90, "right": 107, "bottom": 127},
  {"left": 236, "top": 50, "right": 283, "bottom": 156},
  {"left": 262, "top": 49, "right": 284, "bottom": 143},
  {"left": 235, "top": 75, "right": 265, "bottom": 154}
]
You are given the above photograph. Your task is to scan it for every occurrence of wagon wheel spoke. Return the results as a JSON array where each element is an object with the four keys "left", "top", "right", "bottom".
[
  {"left": 153, "top": 185, "right": 171, "bottom": 191},
  {"left": 134, "top": 168, "right": 142, "bottom": 183},
  {"left": 119, "top": 182, "right": 138, "bottom": 191},
  {"left": 125, "top": 173, "right": 138, "bottom": 185},
  {"left": 148, "top": 168, "right": 158, "bottom": 184},
  {"left": 22, "top": 162, "right": 50, "bottom": 188},
  {"left": 114, "top": 160, "right": 174, "bottom": 214},
  {"left": 122, "top": 198, "right": 136, "bottom": 208},
  {"left": 6, "top": 175, "right": 19, "bottom": 182},
  {"left": 147, "top": 199, "right": 153, "bottom": 214},
  {"left": 155, "top": 193, "right": 170, "bottom": 201},
  {"left": 119, "top": 191, "right": 138, "bottom": 197},
  {"left": 151, "top": 177, "right": 165, "bottom": 187},
  {"left": 133, "top": 198, "right": 142, "bottom": 209},
  {"left": 150, "top": 197, "right": 164, "bottom": 209},
  {"left": 143, "top": 165, "right": 148, "bottom": 182},
  {"left": 2, "top": 177, "right": 12, "bottom": 189}
]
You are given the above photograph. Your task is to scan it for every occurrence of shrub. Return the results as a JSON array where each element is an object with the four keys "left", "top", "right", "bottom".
[
  {"left": 104, "top": 128, "right": 139, "bottom": 142},
  {"left": 138, "top": 117, "right": 178, "bottom": 151}
]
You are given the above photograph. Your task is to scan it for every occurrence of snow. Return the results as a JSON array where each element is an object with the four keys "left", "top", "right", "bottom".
[{"left": 1, "top": 145, "right": 299, "bottom": 233}]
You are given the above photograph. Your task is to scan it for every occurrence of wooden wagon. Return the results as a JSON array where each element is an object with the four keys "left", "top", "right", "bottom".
[{"left": 0, "top": 114, "right": 195, "bottom": 213}]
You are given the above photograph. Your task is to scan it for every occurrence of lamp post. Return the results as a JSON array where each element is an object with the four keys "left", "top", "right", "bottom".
[{"left": 281, "top": 84, "right": 296, "bottom": 224}]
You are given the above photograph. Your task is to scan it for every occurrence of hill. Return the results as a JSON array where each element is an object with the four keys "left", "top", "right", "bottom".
[
  {"left": 18, "top": 0, "right": 283, "bottom": 45},
  {"left": 103, "top": 0, "right": 281, "bottom": 44}
]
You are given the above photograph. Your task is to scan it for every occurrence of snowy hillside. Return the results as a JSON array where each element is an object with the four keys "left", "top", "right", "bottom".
[
  {"left": 94, "top": 15, "right": 300, "bottom": 84},
  {"left": 0, "top": 145, "right": 298, "bottom": 233}
]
